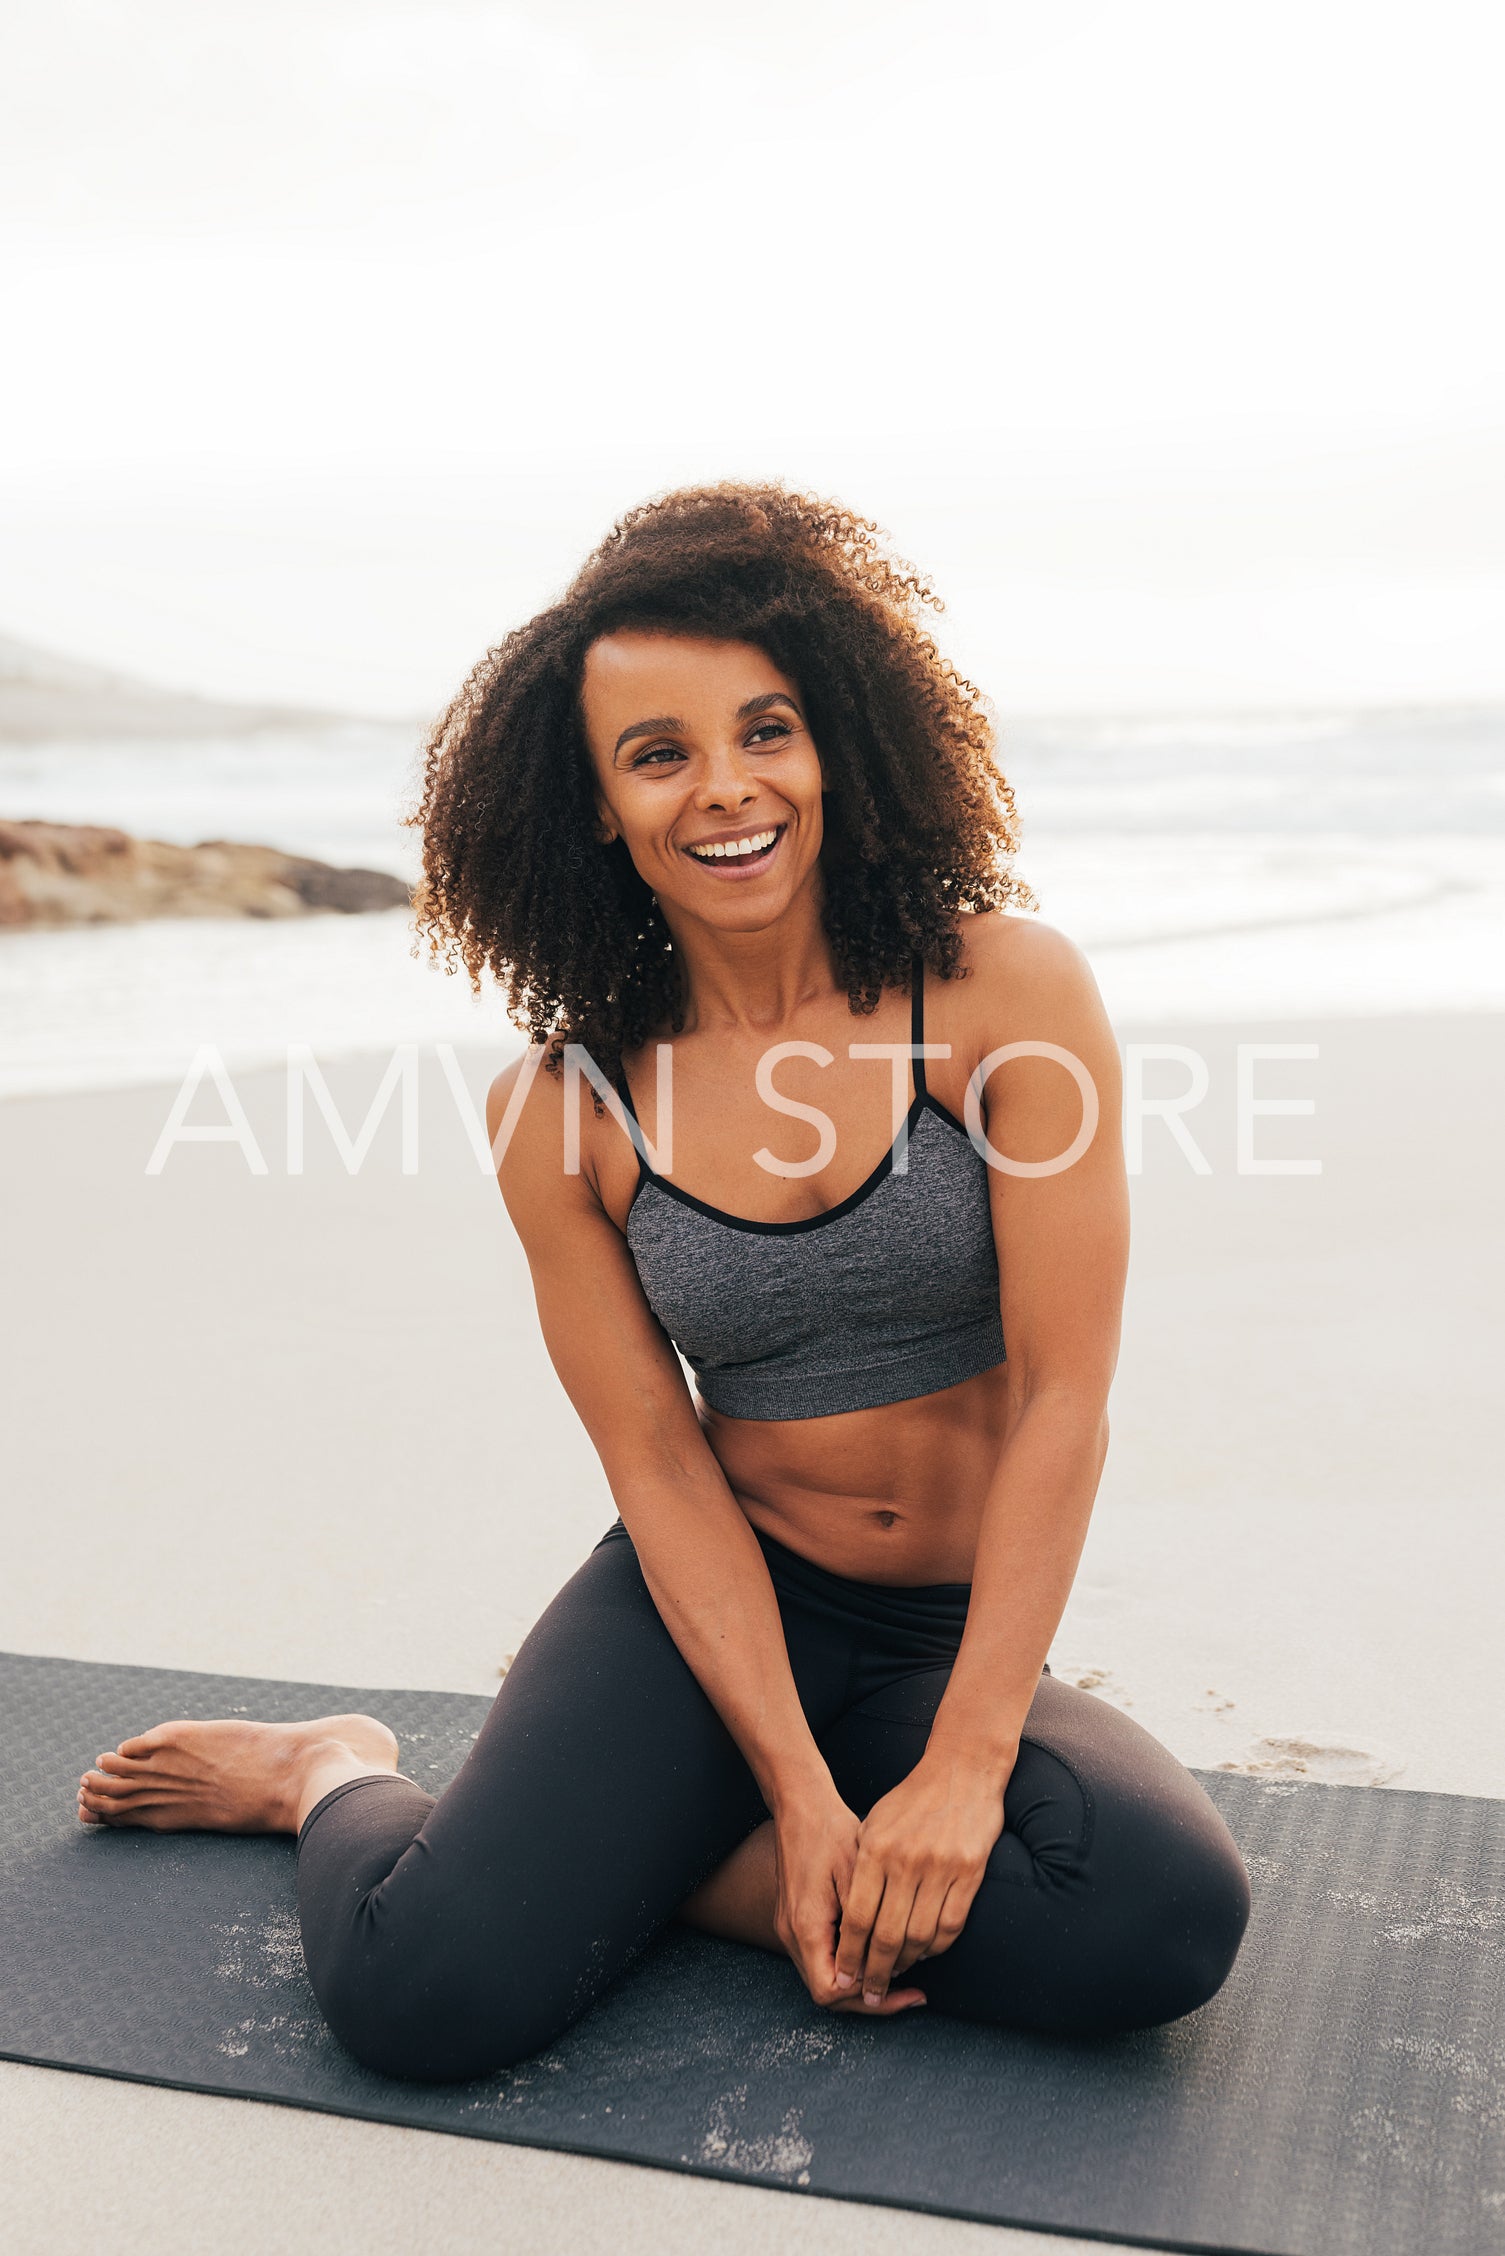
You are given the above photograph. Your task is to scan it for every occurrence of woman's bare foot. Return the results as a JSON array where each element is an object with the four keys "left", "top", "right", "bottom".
[{"left": 76, "top": 1713, "right": 400, "bottom": 1837}]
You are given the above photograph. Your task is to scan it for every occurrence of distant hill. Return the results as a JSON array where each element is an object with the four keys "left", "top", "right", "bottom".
[{"left": 0, "top": 632, "right": 356, "bottom": 742}]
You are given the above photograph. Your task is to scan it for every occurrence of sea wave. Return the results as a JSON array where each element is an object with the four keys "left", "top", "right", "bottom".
[{"left": 2, "top": 710, "right": 1502, "bottom": 1094}]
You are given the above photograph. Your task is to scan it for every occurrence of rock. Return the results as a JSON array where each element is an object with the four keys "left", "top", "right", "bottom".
[
  {"left": 278, "top": 858, "right": 412, "bottom": 914},
  {"left": 0, "top": 819, "right": 410, "bottom": 929}
]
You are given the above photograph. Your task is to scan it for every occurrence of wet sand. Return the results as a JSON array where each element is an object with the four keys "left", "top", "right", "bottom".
[{"left": 3, "top": 1012, "right": 1501, "bottom": 2254}]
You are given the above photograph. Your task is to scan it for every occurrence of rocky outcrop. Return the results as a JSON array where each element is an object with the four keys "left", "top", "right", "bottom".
[{"left": 0, "top": 819, "right": 410, "bottom": 928}]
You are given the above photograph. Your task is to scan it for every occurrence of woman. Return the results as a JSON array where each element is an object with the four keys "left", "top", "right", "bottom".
[{"left": 76, "top": 485, "right": 1251, "bottom": 2080}]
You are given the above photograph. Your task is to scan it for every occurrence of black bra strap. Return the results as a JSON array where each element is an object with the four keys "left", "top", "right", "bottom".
[
  {"left": 910, "top": 956, "right": 928, "bottom": 1100},
  {"left": 610, "top": 1055, "right": 653, "bottom": 1180},
  {"left": 611, "top": 1056, "right": 640, "bottom": 1123}
]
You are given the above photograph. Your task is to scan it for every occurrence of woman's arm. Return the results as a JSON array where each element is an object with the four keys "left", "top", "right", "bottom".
[
  {"left": 833, "top": 919, "right": 1131, "bottom": 2004},
  {"left": 486, "top": 1057, "right": 912, "bottom": 2011}
]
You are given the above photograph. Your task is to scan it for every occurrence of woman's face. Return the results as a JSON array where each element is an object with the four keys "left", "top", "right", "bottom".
[{"left": 580, "top": 630, "right": 825, "bottom": 935}]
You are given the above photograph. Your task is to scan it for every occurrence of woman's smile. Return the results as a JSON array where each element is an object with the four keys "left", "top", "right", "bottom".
[
  {"left": 580, "top": 629, "right": 825, "bottom": 931},
  {"left": 681, "top": 822, "right": 787, "bottom": 877}
]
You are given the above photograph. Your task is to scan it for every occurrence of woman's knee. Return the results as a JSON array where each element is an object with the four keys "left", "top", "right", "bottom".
[
  {"left": 1115, "top": 1821, "right": 1252, "bottom": 2027},
  {"left": 308, "top": 1925, "right": 575, "bottom": 2083},
  {"left": 1058, "top": 1776, "right": 1253, "bottom": 2034},
  {"left": 948, "top": 1719, "right": 1252, "bottom": 2036},
  {"left": 321, "top": 1971, "right": 569, "bottom": 2083},
  {"left": 1011, "top": 1686, "right": 1253, "bottom": 2030}
]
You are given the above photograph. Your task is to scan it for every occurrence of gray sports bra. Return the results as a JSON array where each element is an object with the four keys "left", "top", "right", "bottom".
[{"left": 615, "top": 961, "right": 1006, "bottom": 1421}]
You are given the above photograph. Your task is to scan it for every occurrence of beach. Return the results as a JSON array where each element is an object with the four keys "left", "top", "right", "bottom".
[
  {"left": 3, "top": 685, "right": 1502, "bottom": 2255},
  {"left": 4, "top": 701, "right": 1505, "bottom": 1099},
  {"left": 3, "top": 1011, "right": 1501, "bottom": 2253},
  {"left": 9, "top": 0, "right": 1505, "bottom": 2237}
]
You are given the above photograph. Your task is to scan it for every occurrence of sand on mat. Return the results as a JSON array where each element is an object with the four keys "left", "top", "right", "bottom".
[{"left": 3, "top": 1010, "right": 1501, "bottom": 2256}]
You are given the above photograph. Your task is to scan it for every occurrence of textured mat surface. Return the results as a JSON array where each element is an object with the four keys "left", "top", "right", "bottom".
[{"left": 2, "top": 1651, "right": 1502, "bottom": 2256}]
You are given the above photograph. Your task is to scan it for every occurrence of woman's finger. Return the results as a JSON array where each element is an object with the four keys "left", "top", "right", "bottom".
[
  {"left": 830, "top": 1982, "right": 926, "bottom": 2015},
  {"left": 857, "top": 1882, "right": 919, "bottom": 2006},
  {"left": 916, "top": 1875, "right": 978, "bottom": 1962},
  {"left": 832, "top": 1854, "right": 886, "bottom": 1995},
  {"left": 792, "top": 1914, "right": 839, "bottom": 2000},
  {"left": 893, "top": 1875, "right": 951, "bottom": 1974}
]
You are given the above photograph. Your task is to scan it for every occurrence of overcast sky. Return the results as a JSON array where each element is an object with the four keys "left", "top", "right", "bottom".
[{"left": 2, "top": 0, "right": 1501, "bottom": 714}]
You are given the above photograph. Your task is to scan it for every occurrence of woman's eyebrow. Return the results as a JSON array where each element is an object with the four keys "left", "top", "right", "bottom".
[
  {"left": 613, "top": 691, "right": 801, "bottom": 758},
  {"left": 736, "top": 691, "right": 803, "bottom": 721},
  {"left": 613, "top": 714, "right": 684, "bottom": 756}
]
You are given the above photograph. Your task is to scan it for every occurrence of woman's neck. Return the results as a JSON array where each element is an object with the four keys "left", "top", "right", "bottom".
[{"left": 659, "top": 890, "right": 839, "bottom": 1036}]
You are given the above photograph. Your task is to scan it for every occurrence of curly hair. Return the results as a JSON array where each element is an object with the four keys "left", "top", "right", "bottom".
[{"left": 409, "top": 482, "right": 1036, "bottom": 1073}]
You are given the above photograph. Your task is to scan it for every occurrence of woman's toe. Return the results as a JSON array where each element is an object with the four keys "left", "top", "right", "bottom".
[
  {"left": 118, "top": 1727, "right": 172, "bottom": 1758},
  {"left": 81, "top": 1767, "right": 136, "bottom": 1798}
]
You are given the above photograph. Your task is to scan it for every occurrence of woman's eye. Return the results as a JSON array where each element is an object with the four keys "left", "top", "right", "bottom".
[
  {"left": 631, "top": 744, "right": 683, "bottom": 768},
  {"left": 746, "top": 721, "right": 791, "bottom": 746}
]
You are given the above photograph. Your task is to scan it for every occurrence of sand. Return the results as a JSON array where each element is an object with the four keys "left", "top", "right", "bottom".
[{"left": 2, "top": 1012, "right": 1501, "bottom": 2254}]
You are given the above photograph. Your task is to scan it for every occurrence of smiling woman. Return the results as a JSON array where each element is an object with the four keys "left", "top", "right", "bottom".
[
  {"left": 408, "top": 484, "right": 1035, "bottom": 1077},
  {"left": 595, "top": 652, "right": 812, "bottom": 891},
  {"left": 587, "top": 640, "right": 825, "bottom": 1000},
  {"left": 78, "top": 482, "right": 1251, "bottom": 2086}
]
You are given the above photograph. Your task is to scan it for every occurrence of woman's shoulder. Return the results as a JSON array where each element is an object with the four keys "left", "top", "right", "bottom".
[
  {"left": 926, "top": 910, "right": 1117, "bottom": 1096},
  {"left": 941, "top": 907, "right": 1102, "bottom": 1020},
  {"left": 486, "top": 1046, "right": 578, "bottom": 1201},
  {"left": 486, "top": 1043, "right": 634, "bottom": 1233},
  {"left": 931, "top": 909, "right": 1121, "bottom": 1135},
  {"left": 486, "top": 1045, "right": 550, "bottom": 1138}
]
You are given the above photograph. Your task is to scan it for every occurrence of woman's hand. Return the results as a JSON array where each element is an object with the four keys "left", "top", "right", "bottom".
[
  {"left": 772, "top": 1790, "right": 927, "bottom": 2016},
  {"left": 832, "top": 1751, "right": 1012, "bottom": 2008}
]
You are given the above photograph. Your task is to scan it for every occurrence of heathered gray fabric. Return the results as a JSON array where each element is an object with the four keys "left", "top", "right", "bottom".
[{"left": 624, "top": 1101, "right": 1007, "bottom": 1420}]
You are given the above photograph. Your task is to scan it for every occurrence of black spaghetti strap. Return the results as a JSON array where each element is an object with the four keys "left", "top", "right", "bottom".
[
  {"left": 610, "top": 1056, "right": 653, "bottom": 1181},
  {"left": 611, "top": 1056, "right": 641, "bottom": 1123},
  {"left": 910, "top": 956, "right": 929, "bottom": 1099}
]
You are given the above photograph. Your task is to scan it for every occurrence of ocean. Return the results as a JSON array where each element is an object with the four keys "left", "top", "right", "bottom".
[{"left": 1, "top": 705, "right": 1502, "bottom": 1097}]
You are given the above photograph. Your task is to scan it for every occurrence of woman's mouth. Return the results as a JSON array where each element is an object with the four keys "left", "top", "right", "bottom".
[{"left": 681, "top": 824, "right": 785, "bottom": 876}]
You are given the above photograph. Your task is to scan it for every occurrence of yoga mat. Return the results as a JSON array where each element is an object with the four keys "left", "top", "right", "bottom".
[{"left": 2, "top": 1652, "right": 1502, "bottom": 2256}]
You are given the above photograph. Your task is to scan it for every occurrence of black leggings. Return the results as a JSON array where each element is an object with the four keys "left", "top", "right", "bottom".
[{"left": 296, "top": 1521, "right": 1251, "bottom": 2082}]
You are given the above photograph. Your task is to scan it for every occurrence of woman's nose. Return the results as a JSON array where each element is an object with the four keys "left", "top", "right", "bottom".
[{"left": 695, "top": 748, "right": 759, "bottom": 811}]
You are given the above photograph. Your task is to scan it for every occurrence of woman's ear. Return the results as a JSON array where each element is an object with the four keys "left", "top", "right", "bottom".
[{"left": 593, "top": 798, "right": 618, "bottom": 846}]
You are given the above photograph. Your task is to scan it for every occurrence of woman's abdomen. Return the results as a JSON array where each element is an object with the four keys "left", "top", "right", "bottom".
[{"left": 700, "top": 1362, "right": 1012, "bottom": 1585}]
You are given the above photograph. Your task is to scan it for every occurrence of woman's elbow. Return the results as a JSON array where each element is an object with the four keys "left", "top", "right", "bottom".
[{"left": 1008, "top": 1367, "right": 1112, "bottom": 1442}]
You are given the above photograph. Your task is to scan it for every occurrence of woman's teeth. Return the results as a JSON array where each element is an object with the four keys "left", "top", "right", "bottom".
[{"left": 686, "top": 828, "right": 779, "bottom": 862}]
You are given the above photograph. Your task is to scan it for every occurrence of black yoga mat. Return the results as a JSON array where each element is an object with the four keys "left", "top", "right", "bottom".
[{"left": 2, "top": 1652, "right": 1502, "bottom": 2256}]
